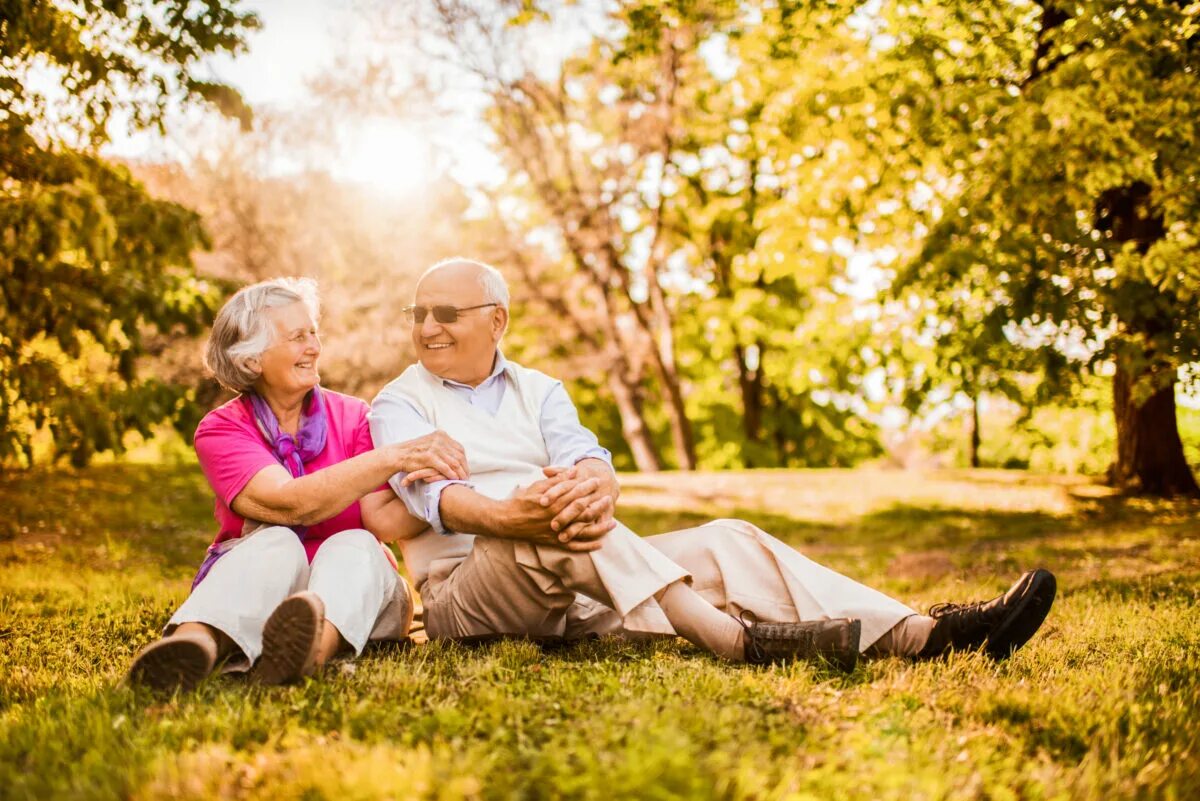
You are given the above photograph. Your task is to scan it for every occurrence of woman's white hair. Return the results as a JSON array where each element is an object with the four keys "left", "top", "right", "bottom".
[
  {"left": 420, "top": 257, "right": 510, "bottom": 308},
  {"left": 204, "top": 277, "right": 321, "bottom": 392}
]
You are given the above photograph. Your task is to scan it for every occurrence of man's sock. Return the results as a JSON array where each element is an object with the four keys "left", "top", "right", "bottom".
[
  {"left": 864, "top": 614, "right": 935, "bottom": 657},
  {"left": 655, "top": 581, "right": 746, "bottom": 661}
]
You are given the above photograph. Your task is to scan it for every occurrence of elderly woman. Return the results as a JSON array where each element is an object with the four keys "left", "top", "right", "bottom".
[{"left": 128, "top": 277, "right": 467, "bottom": 690}]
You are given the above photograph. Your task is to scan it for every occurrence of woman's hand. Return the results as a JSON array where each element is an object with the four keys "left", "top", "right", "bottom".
[{"left": 390, "top": 431, "right": 469, "bottom": 487}]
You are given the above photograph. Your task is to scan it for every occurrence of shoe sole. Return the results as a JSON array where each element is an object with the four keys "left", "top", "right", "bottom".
[
  {"left": 129, "top": 636, "right": 215, "bottom": 692},
  {"left": 985, "top": 569, "right": 1057, "bottom": 660},
  {"left": 253, "top": 593, "right": 324, "bottom": 685},
  {"left": 826, "top": 618, "right": 862, "bottom": 672}
]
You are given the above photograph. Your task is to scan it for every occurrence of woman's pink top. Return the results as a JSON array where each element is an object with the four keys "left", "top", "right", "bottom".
[{"left": 193, "top": 390, "right": 375, "bottom": 562}]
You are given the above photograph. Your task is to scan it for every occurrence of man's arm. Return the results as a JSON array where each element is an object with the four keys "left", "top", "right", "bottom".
[{"left": 438, "top": 471, "right": 615, "bottom": 552}]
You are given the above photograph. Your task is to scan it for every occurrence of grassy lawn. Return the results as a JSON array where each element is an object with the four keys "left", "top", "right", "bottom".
[{"left": 2, "top": 464, "right": 1198, "bottom": 800}]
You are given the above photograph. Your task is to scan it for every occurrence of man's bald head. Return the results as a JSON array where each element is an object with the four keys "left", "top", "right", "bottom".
[{"left": 417, "top": 258, "right": 510, "bottom": 309}]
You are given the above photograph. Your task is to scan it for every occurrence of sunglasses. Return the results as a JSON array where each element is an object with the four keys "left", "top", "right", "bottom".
[{"left": 401, "top": 303, "right": 498, "bottom": 324}]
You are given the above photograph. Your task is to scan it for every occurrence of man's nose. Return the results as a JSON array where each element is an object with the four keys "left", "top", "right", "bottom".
[{"left": 419, "top": 313, "right": 443, "bottom": 338}]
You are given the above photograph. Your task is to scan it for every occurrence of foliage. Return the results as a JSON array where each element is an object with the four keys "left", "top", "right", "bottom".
[
  {"left": 376, "top": 0, "right": 888, "bottom": 470},
  {"left": 0, "top": 0, "right": 258, "bottom": 465},
  {"left": 869, "top": 0, "right": 1200, "bottom": 490},
  {"left": 924, "top": 393, "right": 1119, "bottom": 474},
  {"left": 3, "top": 464, "right": 1200, "bottom": 799}
]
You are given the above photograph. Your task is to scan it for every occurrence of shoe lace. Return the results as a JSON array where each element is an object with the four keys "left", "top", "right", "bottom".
[
  {"left": 928, "top": 600, "right": 985, "bottom": 622},
  {"left": 738, "top": 609, "right": 765, "bottom": 662}
]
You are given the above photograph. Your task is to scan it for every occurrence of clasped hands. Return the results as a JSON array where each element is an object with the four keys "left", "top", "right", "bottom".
[
  {"left": 505, "top": 460, "right": 619, "bottom": 552},
  {"left": 392, "top": 430, "right": 617, "bottom": 552}
]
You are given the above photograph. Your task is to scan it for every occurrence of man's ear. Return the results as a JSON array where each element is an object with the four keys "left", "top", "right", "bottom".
[{"left": 492, "top": 305, "right": 509, "bottom": 340}]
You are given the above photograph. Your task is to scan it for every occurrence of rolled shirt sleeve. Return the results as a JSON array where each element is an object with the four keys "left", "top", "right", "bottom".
[
  {"left": 540, "top": 383, "right": 614, "bottom": 474},
  {"left": 367, "top": 391, "right": 469, "bottom": 536}
]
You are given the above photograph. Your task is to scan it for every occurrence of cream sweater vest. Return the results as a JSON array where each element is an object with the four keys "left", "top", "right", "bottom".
[{"left": 377, "top": 360, "right": 561, "bottom": 586}]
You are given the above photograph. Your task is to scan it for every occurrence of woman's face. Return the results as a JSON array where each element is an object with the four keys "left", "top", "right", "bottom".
[{"left": 254, "top": 302, "right": 321, "bottom": 397}]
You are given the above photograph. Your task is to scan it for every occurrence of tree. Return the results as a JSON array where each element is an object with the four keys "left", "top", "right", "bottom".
[
  {"left": 133, "top": 117, "right": 498, "bottom": 404},
  {"left": 354, "top": 0, "right": 886, "bottom": 470},
  {"left": 874, "top": 0, "right": 1200, "bottom": 495},
  {"left": 1, "top": 1, "right": 258, "bottom": 465}
]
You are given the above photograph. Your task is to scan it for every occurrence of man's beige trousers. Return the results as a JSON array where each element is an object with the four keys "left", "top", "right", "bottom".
[{"left": 421, "top": 518, "right": 916, "bottom": 652}]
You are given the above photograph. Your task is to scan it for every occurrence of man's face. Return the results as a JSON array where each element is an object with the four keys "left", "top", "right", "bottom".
[{"left": 411, "top": 264, "right": 508, "bottom": 386}]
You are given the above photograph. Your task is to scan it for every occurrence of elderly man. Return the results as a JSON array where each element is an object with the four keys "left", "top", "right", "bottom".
[{"left": 365, "top": 258, "right": 1056, "bottom": 668}]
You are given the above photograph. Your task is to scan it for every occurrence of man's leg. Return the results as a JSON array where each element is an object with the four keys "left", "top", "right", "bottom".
[
  {"left": 561, "top": 595, "right": 625, "bottom": 640},
  {"left": 645, "top": 519, "right": 1055, "bottom": 659},
  {"left": 425, "top": 525, "right": 854, "bottom": 665},
  {"left": 864, "top": 615, "right": 936, "bottom": 657},
  {"left": 644, "top": 519, "right": 916, "bottom": 653},
  {"left": 421, "top": 536, "right": 579, "bottom": 640},
  {"left": 419, "top": 529, "right": 701, "bottom": 641}
]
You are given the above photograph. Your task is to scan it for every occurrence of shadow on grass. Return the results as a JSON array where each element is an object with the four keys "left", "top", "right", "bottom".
[
  {"left": 619, "top": 503, "right": 1073, "bottom": 553},
  {"left": 1, "top": 463, "right": 213, "bottom": 576},
  {"left": 1070, "top": 571, "right": 1200, "bottom": 603},
  {"left": 4, "top": 464, "right": 1198, "bottom": 591}
]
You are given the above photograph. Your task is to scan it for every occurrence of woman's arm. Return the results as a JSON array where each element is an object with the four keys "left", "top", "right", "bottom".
[
  {"left": 230, "top": 431, "right": 467, "bottom": 527},
  {"left": 360, "top": 489, "right": 430, "bottom": 543}
]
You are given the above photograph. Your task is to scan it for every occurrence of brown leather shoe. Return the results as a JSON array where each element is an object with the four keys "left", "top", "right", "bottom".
[
  {"left": 128, "top": 632, "right": 217, "bottom": 692},
  {"left": 918, "top": 568, "right": 1057, "bottom": 660},
  {"left": 252, "top": 591, "right": 325, "bottom": 685},
  {"left": 742, "top": 615, "right": 862, "bottom": 671}
]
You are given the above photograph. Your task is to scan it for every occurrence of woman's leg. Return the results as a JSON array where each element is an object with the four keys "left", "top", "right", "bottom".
[
  {"left": 130, "top": 526, "right": 309, "bottom": 689},
  {"left": 306, "top": 529, "right": 412, "bottom": 663}
]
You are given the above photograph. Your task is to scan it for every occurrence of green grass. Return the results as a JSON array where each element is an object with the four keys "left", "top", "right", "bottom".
[{"left": 2, "top": 465, "right": 1199, "bottom": 800}]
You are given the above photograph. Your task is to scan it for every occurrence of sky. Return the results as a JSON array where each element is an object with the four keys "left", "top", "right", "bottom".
[
  {"left": 205, "top": 0, "right": 341, "bottom": 106},
  {"left": 107, "top": 0, "right": 498, "bottom": 196}
]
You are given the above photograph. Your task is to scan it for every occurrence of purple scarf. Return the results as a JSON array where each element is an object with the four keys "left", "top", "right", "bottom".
[
  {"left": 246, "top": 388, "right": 329, "bottom": 479},
  {"left": 191, "top": 387, "right": 329, "bottom": 590}
]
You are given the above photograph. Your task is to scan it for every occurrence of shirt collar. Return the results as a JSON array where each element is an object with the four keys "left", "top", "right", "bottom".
[{"left": 438, "top": 350, "right": 509, "bottom": 391}]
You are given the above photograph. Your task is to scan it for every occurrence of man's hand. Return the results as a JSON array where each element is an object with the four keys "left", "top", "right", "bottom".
[
  {"left": 493, "top": 467, "right": 615, "bottom": 551},
  {"left": 536, "top": 459, "right": 619, "bottom": 541}
]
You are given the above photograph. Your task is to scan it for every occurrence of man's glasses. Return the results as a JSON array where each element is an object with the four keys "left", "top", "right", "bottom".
[{"left": 401, "top": 303, "right": 498, "bottom": 324}]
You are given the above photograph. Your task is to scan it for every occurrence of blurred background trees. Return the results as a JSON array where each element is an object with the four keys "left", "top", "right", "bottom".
[
  {"left": 3, "top": 0, "right": 1197, "bottom": 495},
  {"left": 1, "top": 0, "right": 257, "bottom": 465}
]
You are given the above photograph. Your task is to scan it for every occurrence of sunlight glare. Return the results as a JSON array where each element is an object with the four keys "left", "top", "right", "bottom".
[{"left": 336, "top": 118, "right": 433, "bottom": 197}]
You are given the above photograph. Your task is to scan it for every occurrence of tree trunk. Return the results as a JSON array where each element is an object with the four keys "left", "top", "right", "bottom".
[
  {"left": 1109, "top": 355, "right": 1199, "bottom": 497},
  {"left": 970, "top": 393, "right": 982, "bottom": 469},
  {"left": 735, "top": 341, "right": 764, "bottom": 445},
  {"left": 654, "top": 357, "right": 696, "bottom": 470},
  {"left": 606, "top": 362, "right": 663, "bottom": 473}
]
